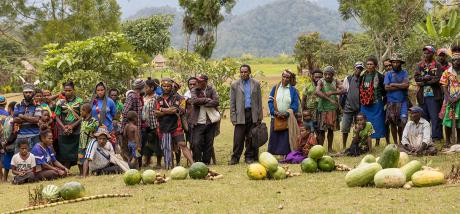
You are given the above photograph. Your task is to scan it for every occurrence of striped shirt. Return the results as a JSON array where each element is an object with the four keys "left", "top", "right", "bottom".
[{"left": 85, "top": 139, "right": 114, "bottom": 171}]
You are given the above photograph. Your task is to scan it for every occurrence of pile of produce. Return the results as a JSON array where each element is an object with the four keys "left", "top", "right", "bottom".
[
  {"left": 247, "top": 152, "right": 300, "bottom": 180},
  {"left": 300, "top": 145, "right": 336, "bottom": 173},
  {"left": 123, "top": 169, "right": 168, "bottom": 186},
  {"left": 170, "top": 162, "right": 223, "bottom": 180},
  {"left": 345, "top": 144, "right": 445, "bottom": 189}
]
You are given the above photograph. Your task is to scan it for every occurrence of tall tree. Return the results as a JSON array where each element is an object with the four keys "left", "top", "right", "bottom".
[
  {"left": 338, "top": 0, "right": 426, "bottom": 63},
  {"left": 122, "top": 15, "right": 174, "bottom": 56},
  {"left": 179, "top": 0, "right": 236, "bottom": 59}
]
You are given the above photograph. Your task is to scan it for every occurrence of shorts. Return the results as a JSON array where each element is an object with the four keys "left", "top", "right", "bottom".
[
  {"left": 142, "top": 128, "right": 161, "bottom": 157},
  {"left": 172, "top": 134, "right": 185, "bottom": 144},
  {"left": 318, "top": 111, "right": 339, "bottom": 131},
  {"left": 78, "top": 148, "right": 87, "bottom": 165},
  {"left": 128, "top": 142, "right": 141, "bottom": 158},
  {"left": 3, "top": 152, "right": 14, "bottom": 170},
  {"left": 341, "top": 112, "right": 358, "bottom": 133}
]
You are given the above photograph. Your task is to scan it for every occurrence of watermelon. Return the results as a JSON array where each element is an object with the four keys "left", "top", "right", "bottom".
[
  {"left": 123, "top": 169, "right": 142, "bottom": 185},
  {"left": 318, "top": 156, "right": 335, "bottom": 172},
  {"left": 398, "top": 152, "right": 410, "bottom": 167},
  {"left": 360, "top": 154, "right": 376, "bottom": 165},
  {"left": 59, "top": 182, "right": 85, "bottom": 200},
  {"left": 400, "top": 160, "right": 422, "bottom": 181},
  {"left": 308, "top": 145, "right": 326, "bottom": 160},
  {"left": 411, "top": 170, "right": 445, "bottom": 187},
  {"left": 345, "top": 163, "right": 382, "bottom": 187},
  {"left": 378, "top": 144, "right": 400, "bottom": 169},
  {"left": 300, "top": 158, "right": 318, "bottom": 173},
  {"left": 271, "top": 166, "right": 287, "bottom": 180},
  {"left": 142, "top": 170, "right": 157, "bottom": 184},
  {"left": 42, "top": 184, "right": 60, "bottom": 201},
  {"left": 259, "top": 152, "right": 278, "bottom": 173},
  {"left": 189, "top": 162, "right": 209, "bottom": 179},
  {"left": 171, "top": 166, "right": 188, "bottom": 180},
  {"left": 247, "top": 163, "right": 267, "bottom": 180},
  {"left": 374, "top": 168, "right": 406, "bottom": 188}
]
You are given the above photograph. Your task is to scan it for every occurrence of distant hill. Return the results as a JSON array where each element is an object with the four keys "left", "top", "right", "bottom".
[{"left": 127, "top": 0, "right": 359, "bottom": 58}]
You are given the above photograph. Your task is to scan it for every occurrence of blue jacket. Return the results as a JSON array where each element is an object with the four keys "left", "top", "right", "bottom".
[{"left": 268, "top": 83, "right": 299, "bottom": 116}]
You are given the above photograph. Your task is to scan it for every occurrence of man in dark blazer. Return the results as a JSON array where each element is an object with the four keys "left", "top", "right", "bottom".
[{"left": 229, "top": 64, "right": 263, "bottom": 164}]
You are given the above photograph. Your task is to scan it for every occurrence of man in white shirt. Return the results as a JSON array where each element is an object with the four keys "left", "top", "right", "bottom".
[
  {"left": 401, "top": 106, "right": 437, "bottom": 156},
  {"left": 83, "top": 128, "right": 125, "bottom": 177}
]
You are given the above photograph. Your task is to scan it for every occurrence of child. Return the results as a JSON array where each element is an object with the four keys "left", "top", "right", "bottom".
[
  {"left": 11, "top": 140, "right": 37, "bottom": 184},
  {"left": 282, "top": 125, "right": 317, "bottom": 164},
  {"left": 2, "top": 101, "right": 17, "bottom": 182},
  {"left": 78, "top": 103, "right": 98, "bottom": 176},
  {"left": 38, "top": 110, "right": 53, "bottom": 131},
  {"left": 345, "top": 113, "right": 374, "bottom": 156},
  {"left": 123, "top": 111, "right": 141, "bottom": 168},
  {"left": 302, "top": 110, "right": 315, "bottom": 133}
]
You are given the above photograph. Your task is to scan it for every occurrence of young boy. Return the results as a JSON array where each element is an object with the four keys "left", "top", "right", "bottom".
[
  {"left": 282, "top": 124, "right": 317, "bottom": 164},
  {"left": 2, "top": 101, "right": 17, "bottom": 182},
  {"left": 302, "top": 110, "right": 315, "bottom": 133},
  {"left": 345, "top": 113, "right": 374, "bottom": 156},
  {"left": 123, "top": 111, "right": 141, "bottom": 168},
  {"left": 78, "top": 103, "right": 98, "bottom": 176},
  {"left": 38, "top": 109, "right": 53, "bottom": 131},
  {"left": 11, "top": 140, "right": 36, "bottom": 184}
]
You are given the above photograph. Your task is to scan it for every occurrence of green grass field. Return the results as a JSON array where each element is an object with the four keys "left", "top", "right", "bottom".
[
  {"left": 2, "top": 64, "right": 460, "bottom": 213},
  {"left": 1, "top": 118, "right": 460, "bottom": 213}
]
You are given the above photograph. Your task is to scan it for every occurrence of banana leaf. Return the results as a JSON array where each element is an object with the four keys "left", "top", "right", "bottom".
[
  {"left": 448, "top": 10, "right": 458, "bottom": 30},
  {"left": 426, "top": 15, "right": 438, "bottom": 38}
]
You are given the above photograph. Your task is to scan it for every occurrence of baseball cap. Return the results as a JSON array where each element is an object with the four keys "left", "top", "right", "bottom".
[
  {"left": 409, "top": 106, "right": 423, "bottom": 113},
  {"left": 423, "top": 46, "right": 436, "bottom": 53},
  {"left": 354, "top": 62, "right": 364, "bottom": 69}
]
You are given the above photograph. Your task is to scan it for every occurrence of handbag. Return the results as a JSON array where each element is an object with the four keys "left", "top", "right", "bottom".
[
  {"left": 205, "top": 107, "right": 221, "bottom": 123},
  {"left": 273, "top": 83, "right": 288, "bottom": 131},
  {"left": 251, "top": 122, "right": 268, "bottom": 148}
]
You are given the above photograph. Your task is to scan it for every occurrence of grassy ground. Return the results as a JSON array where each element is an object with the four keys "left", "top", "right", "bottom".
[
  {"left": 2, "top": 65, "right": 460, "bottom": 213},
  {"left": 1, "top": 118, "right": 460, "bottom": 213}
]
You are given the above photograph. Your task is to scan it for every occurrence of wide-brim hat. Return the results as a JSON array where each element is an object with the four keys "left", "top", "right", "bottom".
[
  {"left": 390, "top": 53, "right": 405, "bottom": 64},
  {"left": 93, "top": 127, "right": 111, "bottom": 139}
]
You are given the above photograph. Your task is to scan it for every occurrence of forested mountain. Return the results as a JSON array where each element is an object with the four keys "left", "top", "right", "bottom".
[{"left": 127, "top": 0, "right": 359, "bottom": 58}]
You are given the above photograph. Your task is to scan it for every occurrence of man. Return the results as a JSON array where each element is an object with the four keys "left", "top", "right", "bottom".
[
  {"left": 316, "top": 66, "right": 342, "bottom": 152},
  {"left": 301, "top": 68, "right": 323, "bottom": 140},
  {"left": 415, "top": 46, "right": 443, "bottom": 142},
  {"left": 384, "top": 53, "right": 409, "bottom": 144},
  {"left": 382, "top": 58, "right": 392, "bottom": 145},
  {"left": 190, "top": 75, "right": 219, "bottom": 164},
  {"left": 440, "top": 46, "right": 460, "bottom": 146},
  {"left": 13, "top": 83, "right": 42, "bottom": 149},
  {"left": 122, "top": 79, "right": 144, "bottom": 132},
  {"left": 341, "top": 62, "right": 364, "bottom": 149},
  {"left": 400, "top": 106, "right": 437, "bottom": 156},
  {"left": 83, "top": 128, "right": 126, "bottom": 177},
  {"left": 437, "top": 48, "right": 451, "bottom": 71},
  {"left": 229, "top": 65, "right": 263, "bottom": 165}
]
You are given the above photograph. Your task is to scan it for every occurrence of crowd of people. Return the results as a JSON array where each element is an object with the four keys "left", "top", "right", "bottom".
[{"left": 0, "top": 44, "right": 459, "bottom": 184}]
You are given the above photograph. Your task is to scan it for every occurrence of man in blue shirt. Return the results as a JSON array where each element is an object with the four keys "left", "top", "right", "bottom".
[
  {"left": 229, "top": 64, "right": 263, "bottom": 164},
  {"left": 384, "top": 53, "right": 409, "bottom": 145},
  {"left": 13, "top": 83, "right": 42, "bottom": 149}
]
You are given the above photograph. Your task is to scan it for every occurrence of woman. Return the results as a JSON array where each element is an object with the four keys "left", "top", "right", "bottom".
[
  {"left": 91, "top": 82, "right": 117, "bottom": 144},
  {"left": 268, "top": 71, "right": 299, "bottom": 156},
  {"left": 142, "top": 78, "right": 162, "bottom": 168},
  {"left": 32, "top": 129, "right": 70, "bottom": 180},
  {"left": 55, "top": 81, "right": 83, "bottom": 168},
  {"left": 359, "top": 56, "right": 386, "bottom": 146},
  {"left": 154, "top": 78, "right": 194, "bottom": 169}
]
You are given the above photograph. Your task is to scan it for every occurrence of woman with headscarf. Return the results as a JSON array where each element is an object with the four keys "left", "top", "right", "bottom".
[
  {"left": 91, "top": 82, "right": 117, "bottom": 146},
  {"left": 267, "top": 70, "right": 300, "bottom": 156},
  {"left": 54, "top": 80, "right": 84, "bottom": 169},
  {"left": 154, "top": 78, "right": 194, "bottom": 169}
]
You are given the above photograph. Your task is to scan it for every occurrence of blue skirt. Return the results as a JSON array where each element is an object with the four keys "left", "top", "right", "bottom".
[
  {"left": 360, "top": 101, "right": 386, "bottom": 139},
  {"left": 268, "top": 119, "right": 291, "bottom": 155}
]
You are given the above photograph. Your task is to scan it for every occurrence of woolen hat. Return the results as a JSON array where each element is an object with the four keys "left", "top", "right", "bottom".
[
  {"left": 196, "top": 74, "right": 208, "bottom": 82},
  {"left": 133, "top": 79, "right": 145, "bottom": 89},
  {"left": 323, "top": 66, "right": 335, "bottom": 73},
  {"left": 22, "top": 83, "right": 35, "bottom": 92}
]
